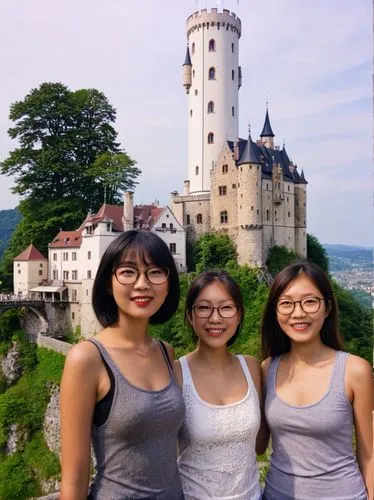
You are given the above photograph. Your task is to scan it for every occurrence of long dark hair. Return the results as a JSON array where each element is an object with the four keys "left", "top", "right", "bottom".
[
  {"left": 185, "top": 270, "right": 244, "bottom": 346},
  {"left": 92, "top": 230, "right": 180, "bottom": 326},
  {"left": 261, "top": 261, "right": 344, "bottom": 359}
]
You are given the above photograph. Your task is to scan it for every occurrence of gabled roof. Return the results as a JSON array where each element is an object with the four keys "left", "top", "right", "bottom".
[
  {"left": 183, "top": 46, "right": 192, "bottom": 66},
  {"left": 134, "top": 205, "right": 163, "bottom": 229},
  {"left": 49, "top": 230, "right": 83, "bottom": 249},
  {"left": 14, "top": 244, "right": 47, "bottom": 261},
  {"left": 260, "top": 109, "right": 275, "bottom": 137},
  {"left": 93, "top": 204, "right": 123, "bottom": 231}
]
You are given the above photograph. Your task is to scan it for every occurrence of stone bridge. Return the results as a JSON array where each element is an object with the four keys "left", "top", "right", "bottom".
[{"left": 0, "top": 295, "right": 69, "bottom": 339}]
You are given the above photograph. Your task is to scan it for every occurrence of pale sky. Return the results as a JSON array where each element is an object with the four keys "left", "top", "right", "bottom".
[{"left": 0, "top": 0, "right": 372, "bottom": 246}]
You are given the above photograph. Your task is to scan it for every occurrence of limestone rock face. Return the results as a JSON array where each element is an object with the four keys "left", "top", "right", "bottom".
[
  {"left": 5, "top": 423, "right": 28, "bottom": 455},
  {"left": 1, "top": 341, "right": 22, "bottom": 384},
  {"left": 43, "top": 384, "right": 61, "bottom": 457}
]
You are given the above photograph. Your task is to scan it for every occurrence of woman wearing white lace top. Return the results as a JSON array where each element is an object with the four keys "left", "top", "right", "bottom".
[{"left": 174, "top": 270, "right": 262, "bottom": 500}]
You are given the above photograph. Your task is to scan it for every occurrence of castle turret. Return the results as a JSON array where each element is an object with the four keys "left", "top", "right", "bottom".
[
  {"left": 186, "top": 8, "right": 241, "bottom": 194},
  {"left": 182, "top": 46, "right": 192, "bottom": 94},
  {"left": 294, "top": 169, "right": 307, "bottom": 257},
  {"left": 123, "top": 192, "right": 134, "bottom": 231},
  {"left": 236, "top": 133, "right": 264, "bottom": 266},
  {"left": 260, "top": 107, "right": 275, "bottom": 149}
]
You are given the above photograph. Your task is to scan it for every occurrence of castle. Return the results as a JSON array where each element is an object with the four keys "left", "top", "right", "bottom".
[{"left": 170, "top": 8, "right": 307, "bottom": 267}]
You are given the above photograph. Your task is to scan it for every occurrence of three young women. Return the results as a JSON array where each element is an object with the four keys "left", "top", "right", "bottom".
[
  {"left": 175, "top": 270, "right": 262, "bottom": 500},
  {"left": 60, "top": 230, "right": 185, "bottom": 499},
  {"left": 258, "top": 261, "right": 373, "bottom": 500}
]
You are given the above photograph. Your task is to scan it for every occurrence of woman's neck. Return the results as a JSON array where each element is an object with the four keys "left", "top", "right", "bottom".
[
  {"left": 106, "top": 315, "right": 151, "bottom": 347},
  {"left": 192, "top": 342, "right": 234, "bottom": 370},
  {"left": 287, "top": 337, "right": 333, "bottom": 365}
]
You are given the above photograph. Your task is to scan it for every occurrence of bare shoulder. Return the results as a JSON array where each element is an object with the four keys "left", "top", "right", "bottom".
[
  {"left": 173, "top": 359, "right": 183, "bottom": 387},
  {"left": 243, "top": 355, "right": 261, "bottom": 374},
  {"left": 261, "top": 356, "right": 272, "bottom": 378},
  {"left": 160, "top": 340, "right": 175, "bottom": 362},
  {"left": 346, "top": 354, "right": 373, "bottom": 383},
  {"left": 63, "top": 340, "right": 102, "bottom": 374}
]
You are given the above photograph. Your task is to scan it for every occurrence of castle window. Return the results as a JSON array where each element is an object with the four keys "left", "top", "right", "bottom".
[
  {"left": 231, "top": 42, "right": 234, "bottom": 53},
  {"left": 208, "top": 101, "right": 214, "bottom": 113},
  {"left": 63, "top": 252, "right": 68, "bottom": 261},
  {"left": 72, "top": 312, "right": 75, "bottom": 320},
  {"left": 257, "top": 209, "right": 259, "bottom": 215},
  {"left": 288, "top": 212, "right": 291, "bottom": 217},
  {"left": 194, "top": 89, "right": 198, "bottom": 95},
  {"left": 222, "top": 164, "right": 228, "bottom": 174},
  {"left": 87, "top": 270, "right": 92, "bottom": 279},
  {"left": 40, "top": 263, "right": 43, "bottom": 267},
  {"left": 88, "top": 251, "right": 91, "bottom": 260},
  {"left": 208, "top": 132, "right": 214, "bottom": 144},
  {"left": 195, "top": 165, "right": 199, "bottom": 175},
  {"left": 192, "top": 42, "right": 195, "bottom": 54},
  {"left": 72, "top": 289, "right": 77, "bottom": 301},
  {"left": 72, "top": 270, "right": 78, "bottom": 280},
  {"left": 72, "top": 252, "right": 77, "bottom": 261},
  {"left": 53, "top": 270, "right": 58, "bottom": 279},
  {"left": 266, "top": 183, "right": 269, "bottom": 190},
  {"left": 251, "top": 206, "right": 254, "bottom": 211},
  {"left": 186, "top": 214, "right": 190, "bottom": 225},
  {"left": 218, "top": 186, "right": 227, "bottom": 196},
  {"left": 193, "top": 69, "right": 195, "bottom": 77},
  {"left": 197, "top": 214, "right": 203, "bottom": 224},
  {"left": 39, "top": 270, "right": 43, "bottom": 276},
  {"left": 232, "top": 184, "right": 236, "bottom": 188},
  {"left": 53, "top": 253, "right": 57, "bottom": 261},
  {"left": 288, "top": 185, "right": 290, "bottom": 191},
  {"left": 63, "top": 270, "right": 69, "bottom": 280},
  {"left": 220, "top": 211, "right": 228, "bottom": 224},
  {"left": 190, "top": 109, "right": 193, "bottom": 117},
  {"left": 208, "top": 39, "right": 215, "bottom": 51},
  {"left": 208, "top": 67, "right": 215, "bottom": 80},
  {"left": 266, "top": 210, "right": 270, "bottom": 221},
  {"left": 170, "top": 223, "right": 174, "bottom": 230},
  {"left": 232, "top": 106, "right": 235, "bottom": 117},
  {"left": 232, "top": 70, "right": 235, "bottom": 80},
  {"left": 106, "top": 223, "right": 111, "bottom": 232},
  {"left": 162, "top": 223, "right": 166, "bottom": 229},
  {"left": 170, "top": 243, "right": 176, "bottom": 254}
]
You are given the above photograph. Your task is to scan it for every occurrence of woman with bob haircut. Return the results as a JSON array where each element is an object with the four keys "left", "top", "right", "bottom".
[
  {"left": 60, "top": 230, "right": 185, "bottom": 500},
  {"left": 257, "top": 261, "right": 373, "bottom": 500},
  {"left": 175, "top": 270, "right": 262, "bottom": 499}
]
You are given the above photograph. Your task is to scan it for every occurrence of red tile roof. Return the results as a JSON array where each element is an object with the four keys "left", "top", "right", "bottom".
[
  {"left": 94, "top": 204, "right": 123, "bottom": 231},
  {"left": 134, "top": 206, "right": 163, "bottom": 229},
  {"left": 14, "top": 244, "right": 47, "bottom": 261},
  {"left": 49, "top": 230, "right": 83, "bottom": 248}
]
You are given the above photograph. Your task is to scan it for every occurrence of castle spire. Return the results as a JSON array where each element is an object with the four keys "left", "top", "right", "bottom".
[
  {"left": 237, "top": 129, "right": 261, "bottom": 165},
  {"left": 182, "top": 46, "right": 192, "bottom": 94},
  {"left": 260, "top": 107, "right": 275, "bottom": 138}
]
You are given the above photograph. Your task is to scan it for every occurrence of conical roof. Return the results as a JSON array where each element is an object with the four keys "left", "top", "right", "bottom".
[
  {"left": 14, "top": 244, "right": 47, "bottom": 261},
  {"left": 183, "top": 46, "right": 192, "bottom": 66},
  {"left": 260, "top": 109, "right": 275, "bottom": 137},
  {"left": 237, "top": 134, "right": 261, "bottom": 165}
]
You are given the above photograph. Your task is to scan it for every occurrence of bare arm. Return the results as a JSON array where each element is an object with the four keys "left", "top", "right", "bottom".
[
  {"left": 348, "top": 355, "right": 373, "bottom": 500},
  {"left": 255, "top": 358, "right": 271, "bottom": 455},
  {"left": 60, "top": 342, "right": 100, "bottom": 500}
]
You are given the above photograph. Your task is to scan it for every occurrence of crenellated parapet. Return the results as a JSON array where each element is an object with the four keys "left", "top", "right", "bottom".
[{"left": 186, "top": 9, "right": 241, "bottom": 38}]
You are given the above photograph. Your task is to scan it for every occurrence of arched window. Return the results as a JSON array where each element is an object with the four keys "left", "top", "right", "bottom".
[
  {"left": 208, "top": 67, "right": 215, "bottom": 80},
  {"left": 192, "top": 42, "right": 195, "bottom": 54},
  {"left": 190, "top": 109, "right": 193, "bottom": 117},
  {"left": 220, "top": 211, "right": 228, "bottom": 224},
  {"left": 195, "top": 165, "right": 199, "bottom": 175},
  {"left": 207, "top": 101, "right": 214, "bottom": 113},
  {"left": 208, "top": 132, "right": 214, "bottom": 144},
  {"left": 192, "top": 69, "right": 195, "bottom": 77},
  {"left": 197, "top": 214, "right": 203, "bottom": 224},
  {"left": 232, "top": 69, "right": 235, "bottom": 81},
  {"left": 231, "top": 42, "right": 234, "bottom": 53},
  {"left": 208, "top": 39, "right": 215, "bottom": 51}
]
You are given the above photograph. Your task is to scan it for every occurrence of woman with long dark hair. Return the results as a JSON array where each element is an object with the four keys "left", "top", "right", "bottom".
[
  {"left": 60, "top": 230, "right": 185, "bottom": 499},
  {"left": 258, "top": 261, "right": 373, "bottom": 500}
]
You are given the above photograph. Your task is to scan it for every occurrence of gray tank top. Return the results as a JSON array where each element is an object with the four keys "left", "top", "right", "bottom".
[
  {"left": 88, "top": 338, "right": 185, "bottom": 500},
  {"left": 264, "top": 351, "right": 367, "bottom": 500}
]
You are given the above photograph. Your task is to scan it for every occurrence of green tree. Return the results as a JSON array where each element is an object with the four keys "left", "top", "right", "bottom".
[
  {"left": 194, "top": 233, "right": 237, "bottom": 273},
  {"left": 0, "top": 82, "right": 139, "bottom": 287},
  {"left": 266, "top": 245, "right": 298, "bottom": 275},
  {"left": 307, "top": 233, "right": 329, "bottom": 272}
]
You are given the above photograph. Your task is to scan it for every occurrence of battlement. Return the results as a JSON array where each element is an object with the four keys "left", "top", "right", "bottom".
[{"left": 186, "top": 9, "right": 241, "bottom": 38}]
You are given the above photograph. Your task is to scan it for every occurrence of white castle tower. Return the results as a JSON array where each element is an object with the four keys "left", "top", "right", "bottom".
[{"left": 182, "top": 8, "right": 241, "bottom": 194}]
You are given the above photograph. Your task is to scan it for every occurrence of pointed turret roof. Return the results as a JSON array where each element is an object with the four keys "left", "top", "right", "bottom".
[
  {"left": 183, "top": 46, "right": 192, "bottom": 66},
  {"left": 300, "top": 169, "right": 308, "bottom": 184},
  {"left": 237, "top": 133, "right": 261, "bottom": 165},
  {"left": 14, "top": 244, "right": 47, "bottom": 261},
  {"left": 260, "top": 109, "right": 275, "bottom": 137}
]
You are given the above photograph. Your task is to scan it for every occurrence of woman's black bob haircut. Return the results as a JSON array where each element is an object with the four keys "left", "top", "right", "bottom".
[
  {"left": 185, "top": 270, "right": 244, "bottom": 347},
  {"left": 92, "top": 230, "right": 180, "bottom": 327},
  {"left": 261, "top": 261, "right": 344, "bottom": 360}
]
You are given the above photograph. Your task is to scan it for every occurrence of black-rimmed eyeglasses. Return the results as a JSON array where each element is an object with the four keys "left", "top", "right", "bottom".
[
  {"left": 276, "top": 297, "right": 324, "bottom": 315},
  {"left": 192, "top": 304, "right": 238, "bottom": 318},
  {"left": 113, "top": 265, "right": 169, "bottom": 285}
]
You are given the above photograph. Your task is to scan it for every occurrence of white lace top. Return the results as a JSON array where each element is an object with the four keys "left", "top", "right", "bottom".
[{"left": 178, "top": 355, "right": 262, "bottom": 500}]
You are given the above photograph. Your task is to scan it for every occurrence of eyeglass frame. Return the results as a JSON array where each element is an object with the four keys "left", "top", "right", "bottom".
[
  {"left": 276, "top": 296, "right": 325, "bottom": 315},
  {"left": 112, "top": 265, "right": 169, "bottom": 285},
  {"left": 192, "top": 304, "right": 238, "bottom": 319}
]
